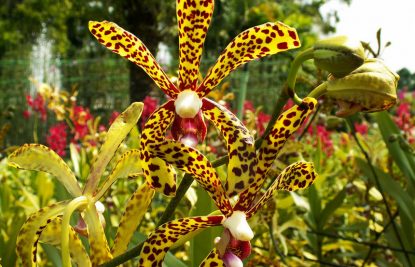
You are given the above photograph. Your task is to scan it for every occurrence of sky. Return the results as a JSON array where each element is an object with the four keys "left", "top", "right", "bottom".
[{"left": 320, "top": 0, "right": 415, "bottom": 72}]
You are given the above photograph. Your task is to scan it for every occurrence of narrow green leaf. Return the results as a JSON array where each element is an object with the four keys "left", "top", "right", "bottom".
[
  {"left": 356, "top": 158, "right": 415, "bottom": 222},
  {"left": 375, "top": 111, "right": 415, "bottom": 188},
  {"left": 319, "top": 186, "right": 347, "bottom": 228},
  {"left": 307, "top": 185, "right": 322, "bottom": 229}
]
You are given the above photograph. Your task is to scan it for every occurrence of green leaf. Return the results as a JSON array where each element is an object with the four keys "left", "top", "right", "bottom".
[
  {"left": 319, "top": 186, "right": 347, "bottom": 229},
  {"left": 375, "top": 111, "right": 415, "bottom": 188},
  {"left": 356, "top": 158, "right": 415, "bottom": 222},
  {"left": 307, "top": 185, "right": 322, "bottom": 229}
]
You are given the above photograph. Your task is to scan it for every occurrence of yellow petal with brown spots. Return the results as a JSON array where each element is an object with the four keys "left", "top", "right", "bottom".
[
  {"left": 202, "top": 98, "right": 256, "bottom": 196},
  {"left": 140, "top": 101, "right": 177, "bottom": 196},
  {"left": 16, "top": 201, "right": 68, "bottom": 267},
  {"left": 112, "top": 184, "right": 155, "bottom": 256},
  {"left": 198, "top": 22, "right": 301, "bottom": 96},
  {"left": 246, "top": 162, "right": 317, "bottom": 217},
  {"left": 199, "top": 248, "right": 225, "bottom": 267},
  {"left": 138, "top": 216, "right": 224, "bottom": 267},
  {"left": 8, "top": 144, "right": 81, "bottom": 197},
  {"left": 177, "top": 0, "right": 214, "bottom": 90},
  {"left": 234, "top": 97, "right": 317, "bottom": 211},
  {"left": 89, "top": 21, "right": 178, "bottom": 98},
  {"left": 40, "top": 217, "right": 91, "bottom": 267},
  {"left": 150, "top": 140, "right": 232, "bottom": 216}
]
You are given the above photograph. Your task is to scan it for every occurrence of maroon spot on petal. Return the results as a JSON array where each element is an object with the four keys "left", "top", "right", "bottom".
[{"left": 277, "top": 42, "right": 288, "bottom": 49}]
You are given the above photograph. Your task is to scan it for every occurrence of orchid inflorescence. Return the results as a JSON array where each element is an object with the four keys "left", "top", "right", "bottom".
[{"left": 9, "top": 0, "right": 400, "bottom": 266}]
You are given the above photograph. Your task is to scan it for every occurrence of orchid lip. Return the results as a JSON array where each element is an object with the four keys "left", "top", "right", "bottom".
[
  {"left": 174, "top": 90, "right": 202, "bottom": 118},
  {"left": 222, "top": 211, "right": 254, "bottom": 242}
]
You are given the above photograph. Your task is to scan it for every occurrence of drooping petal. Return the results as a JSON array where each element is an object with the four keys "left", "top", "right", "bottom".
[
  {"left": 246, "top": 162, "right": 317, "bottom": 218},
  {"left": 16, "top": 201, "right": 68, "bottom": 267},
  {"left": 112, "top": 184, "right": 155, "bottom": 256},
  {"left": 138, "top": 216, "right": 224, "bottom": 267},
  {"left": 8, "top": 144, "right": 81, "bottom": 197},
  {"left": 177, "top": 0, "right": 214, "bottom": 90},
  {"left": 94, "top": 149, "right": 142, "bottom": 201},
  {"left": 83, "top": 202, "right": 112, "bottom": 265},
  {"left": 141, "top": 101, "right": 178, "bottom": 196},
  {"left": 199, "top": 249, "right": 225, "bottom": 267},
  {"left": 234, "top": 97, "right": 317, "bottom": 211},
  {"left": 150, "top": 140, "right": 232, "bottom": 216},
  {"left": 40, "top": 217, "right": 91, "bottom": 267},
  {"left": 89, "top": 21, "right": 179, "bottom": 98},
  {"left": 83, "top": 102, "right": 143, "bottom": 195},
  {"left": 202, "top": 98, "right": 256, "bottom": 196},
  {"left": 198, "top": 22, "right": 301, "bottom": 96}
]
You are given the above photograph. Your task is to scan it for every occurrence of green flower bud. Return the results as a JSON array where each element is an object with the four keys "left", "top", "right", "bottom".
[
  {"left": 326, "top": 58, "right": 399, "bottom": 117},
  {"left": 313, "top": 36, "right": 365, "bottom": 78}
]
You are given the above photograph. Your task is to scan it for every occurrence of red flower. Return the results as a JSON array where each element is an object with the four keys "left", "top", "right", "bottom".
[
  {"left": 109, "top": 111, "right": 120, "bottom": 125},
  {"left": 71, "top": 105, "right": 93, "bottom": 142},
  {"left": 308, "top": 125, "right": 334, "bottom": 156},
  {"left": 354, "top": 122, "right": 368, "bottom": 135},
  {"left": 25, "top": 93, "right": 47, "bottom": 121},
  {"left": 141, "top": 96, "right": 159, "bottom": 128},
  {"left": 46, "top": 123, "right": 68, "bottom": 156},
  {"left": 243, "top": 101, "right": 255, "bottom": 113},
  {"left": 257, "top": 111, "right": 271, "bottom": 135},
  {"left": 22, "top": 110, "right": 31, "bottom": 120}
]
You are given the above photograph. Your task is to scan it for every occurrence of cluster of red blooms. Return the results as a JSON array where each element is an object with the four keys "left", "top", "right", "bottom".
[
  {"left": 46, "top": 123, "right": 68, "bottom": 156},
  {"left": 23, "top": 93, "right": 47, "bottom": 121},
  {"left": 394, "top": 88, "right": 414, "bottom": 143}
]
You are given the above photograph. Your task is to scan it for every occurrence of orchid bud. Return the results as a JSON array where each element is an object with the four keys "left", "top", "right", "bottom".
[
  {"left": 313, "top": 36, "right": 365, "bottom": 77},
  {"left": 326, "top": 58, "right": 399, "bottom": 117}
]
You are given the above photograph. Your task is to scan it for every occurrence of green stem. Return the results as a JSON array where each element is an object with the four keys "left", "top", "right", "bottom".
[
  {"left": 347, "top": 119, "right": 412, "bottom": 266},
  {"left": 307, "top": 82, "right": 328, "bottom": 99},
  {"left": 33, "top": 116, "right": 38, "bottom": 143},
  {"left": 268, "top": 223, "right": 287, "bottom": 264},
  {"left": 61, "top": 196, "right": 88, "bottom": 267},
  {"left": 286, "top": 47, "right": 314, "bottom": 105}
]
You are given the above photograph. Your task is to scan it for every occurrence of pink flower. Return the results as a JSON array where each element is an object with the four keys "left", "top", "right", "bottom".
[
  {"left": 46, "top": 123, "right": 68, "bottom": 156},
  {"left": 243, "top": 101, "right": 255, "bottom": 113},
  {"left": 23, "top": 110, "right": 31, "bottom": 120}
]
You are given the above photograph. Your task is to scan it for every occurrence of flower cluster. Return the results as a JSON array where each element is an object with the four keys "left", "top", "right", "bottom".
[{"left": 24, "top": 93, "right": 47, "bottom": 121}]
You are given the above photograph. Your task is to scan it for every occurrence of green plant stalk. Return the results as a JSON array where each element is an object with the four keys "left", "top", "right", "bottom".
[
  {"left": 61, "top": 196, "right": 88, "bottom": 267},
  {"left": 236, "top": 64, "right": 250, "bottom": 120},
  {"left": 347, "top": 118, "right": 412, "bottom": 266},
  {"left": 268, "top": 222, "right": 287, "bottom": 264},
  {"left": 286, "top": 47, "right": 314, "bottom": 105}
]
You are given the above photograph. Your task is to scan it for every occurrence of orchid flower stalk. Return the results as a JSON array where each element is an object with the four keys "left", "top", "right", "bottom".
[{"left": 89, "top": 0, "right": 301, "bottom": 198}]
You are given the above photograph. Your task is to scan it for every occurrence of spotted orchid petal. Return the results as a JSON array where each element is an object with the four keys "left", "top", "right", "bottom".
[
  {"left": 40, "top": 217, "right": 91, "bottom": 267},
  {"left": 202, "top": 98, "right": 256, "bottom": 196},
  {"left": 139, "top": 216, "right": 224, "bottom": 266},
  {"left": 16, "top": 201, "right": 69, "bottom": 267},
  {"left": 112, "top": 183, "right": 155, "bottom": 256},
  {"left": 177, "top": 0, "right": 214, "bottom": 90},
  {"left": 150, "top": 140, "right": 232, "bottom": 216},
  {"left": 83, "top": 202, "right": 112, "bottom": 265},
  {"left": 234, "top": 97, "right": 317, "bottom": 211},
  {"left": 83, "top": 102, "right": 143, "bottom": 195},
  {"left": 198, "top": 22, "right": 301, "bottom": 96},
  {"left": 89, "top": 21, "right": 178, "bottom": 98},
  {"left": 200, "top": 248, "right": 225, "bottom": 267},
  {"left": 246, "top": 162, "right": 317, "bottom": 218},
  {"left": 8, "top": 144, "right": 81, "bottom": 197},
  {"left": 141, "top": 101, "right": 178, "bottom": 196},
  {"left": 94, "top": 149, "right": 142, "bottom": 201}
]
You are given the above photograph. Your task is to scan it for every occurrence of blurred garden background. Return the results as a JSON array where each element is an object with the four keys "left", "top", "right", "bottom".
[{"left": 1, "top": 0, "right": 415, "bottom": 266}]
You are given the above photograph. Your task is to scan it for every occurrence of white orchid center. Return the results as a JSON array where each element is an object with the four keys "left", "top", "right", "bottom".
[
  {"left": 95, "top": 201, "right": 105, "bottom": 214},
  {"left": 222, "top": 211, "right": 253, "bottom": 242},
  {"left": 174, "top": 90, "right": 203, "bottom": 118}
]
